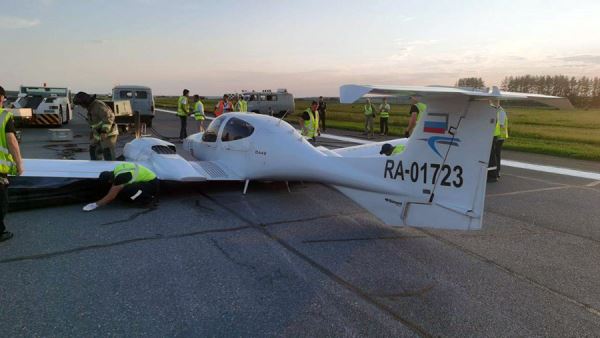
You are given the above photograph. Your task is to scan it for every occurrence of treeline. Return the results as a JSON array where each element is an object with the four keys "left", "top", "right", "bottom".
[
  {"left": 456, "top": 75, "right": 600, "bottom": 108},
  {"left": 501, "top": 75, "right": 600, "bottom": 107}
]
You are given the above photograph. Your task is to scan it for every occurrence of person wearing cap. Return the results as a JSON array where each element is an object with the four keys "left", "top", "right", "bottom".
[
  {"left": 0, "top": 85, "right": 24, "bottom": 243},
  {"left": 73, "top": 91, "right": 119, "bottom": 161},
  {"left": 406, "top": 95, "right": 427, "bottom": 137},
  {"left": 177, "top": 89, "right": 190, "bottom": 140},
  {"left": 83, "top": 162, "right": 159, "bottom": 211},
  {"left": 379, "top": 143, "right": 405, "bottom": 156},
  {"left": 192, "top": 95, "right": 206, "bottom": 132},
  {"left": 298, "top": 100, "right": 320, "bottom": 142}
]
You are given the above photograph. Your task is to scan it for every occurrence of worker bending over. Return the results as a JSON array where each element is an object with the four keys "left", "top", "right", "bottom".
[
  {"left": 73, "top": 92, "right": 119, "bottom": 160},
  {"left": 83, "top": 163, "right": 159, "bottom": 211}
]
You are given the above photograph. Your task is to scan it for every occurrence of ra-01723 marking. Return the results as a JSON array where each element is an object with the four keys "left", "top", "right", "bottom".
[{"left": 384, "top": 160, "right": 464, "bottom": 188}]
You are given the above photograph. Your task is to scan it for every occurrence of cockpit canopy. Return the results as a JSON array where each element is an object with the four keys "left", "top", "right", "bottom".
[{"left": 202, "top": 116, "right": 255, "bottom": 143}]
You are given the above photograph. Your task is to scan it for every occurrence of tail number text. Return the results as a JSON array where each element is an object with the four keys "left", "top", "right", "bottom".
[{"left": 384, "top": 160, "right": 463, "bottom": 188}]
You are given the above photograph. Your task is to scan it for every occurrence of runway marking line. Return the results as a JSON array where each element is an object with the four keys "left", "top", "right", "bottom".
[
  {"left": 586, "top": 180, "right": 600, "bottom": 187},
  {"left": 487, "top": 186, "right": 569, "bottom": 197},
  {"left": 155, "top": 109, "right": 600, "bottom": 181}
]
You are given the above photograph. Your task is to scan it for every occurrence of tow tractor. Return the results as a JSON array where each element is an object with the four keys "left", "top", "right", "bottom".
[{"left": 11, "top": 85, "right": 72, "bottom": 126}]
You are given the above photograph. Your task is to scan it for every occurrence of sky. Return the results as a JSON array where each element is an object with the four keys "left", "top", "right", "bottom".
[{"left": 1, "top": 0, "right": 600, "bottom": 96}]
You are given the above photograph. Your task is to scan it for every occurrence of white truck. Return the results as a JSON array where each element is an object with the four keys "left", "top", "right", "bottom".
[
  {"left": 11, "top": 86, "right": 72, "bottom": 126},
  {"left": 244, "top": 89, "right": 294, "bottom": 117}
]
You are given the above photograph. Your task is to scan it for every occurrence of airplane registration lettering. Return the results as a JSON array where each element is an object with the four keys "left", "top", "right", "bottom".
[
  {"left": 384, "top": 160, "right": 464, "bottom": 187},
  {"left": 384, "top": 160, "right": 405, "bottom": 180}
]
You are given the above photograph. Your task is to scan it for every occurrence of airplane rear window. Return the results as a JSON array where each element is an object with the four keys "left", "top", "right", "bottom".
[
  {"left": 202, "top": 116, "right": 225, "bottom": 142},
  {"left": 221, "top": 117, "right": 254, "bottom": 142}
]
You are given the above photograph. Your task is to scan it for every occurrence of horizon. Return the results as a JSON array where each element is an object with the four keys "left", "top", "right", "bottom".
[{"left": 2, "top": 0, "right": 600, "bottom": 96}]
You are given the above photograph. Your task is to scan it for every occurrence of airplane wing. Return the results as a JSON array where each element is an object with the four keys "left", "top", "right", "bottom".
[
  {"left": 340, "top": 84, "right": 574, "bottom": 109},
  {"left": 21, "top": 138, "right": 244, "bottom": 182}
]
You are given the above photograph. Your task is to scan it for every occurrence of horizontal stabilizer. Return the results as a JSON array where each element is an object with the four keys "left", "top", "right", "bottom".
[
  {"left": 334, "top": 186, "right": 482, "bottom": 230},
  {"left": 340, "top": 84, "right": 573, "bottom": 109}
]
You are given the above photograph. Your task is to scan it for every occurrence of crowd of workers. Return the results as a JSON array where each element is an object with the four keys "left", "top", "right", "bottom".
[{"left": 0, "top": 84, "right": 508, "bottom": 244}]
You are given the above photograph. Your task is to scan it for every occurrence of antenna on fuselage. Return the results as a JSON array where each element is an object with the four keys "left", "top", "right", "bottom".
[{"left": 277, "top": 110, "right": 290, "bottom": 125}]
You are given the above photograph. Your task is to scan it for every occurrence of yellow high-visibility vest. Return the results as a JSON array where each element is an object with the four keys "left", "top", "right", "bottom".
[
  {"left": 0, "top": 109, "right": 16, "bottom": 175},
  {"left": 113, "top": 163, "right": 156, "bottom": 185}
]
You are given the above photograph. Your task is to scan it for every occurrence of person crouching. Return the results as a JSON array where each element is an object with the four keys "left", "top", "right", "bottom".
[{"left": 83, "top": 163, "right": 159, "bottom": 211}]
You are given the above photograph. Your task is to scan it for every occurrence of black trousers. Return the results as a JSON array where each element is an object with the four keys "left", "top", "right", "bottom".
[
  {"left": 319, "top": 110, "right": 326, "bottom": 130},
  {"left": 179, "top": 116, "right": 188, "bottom": 139},
  {"left": 488, "top": 137, "right": 505, "bottom": 178},
  {"left": 119, "top": 178, "right": 159, "bottom": 206},
  {"left": 380, "top": 117, "right": 389, "bottom": 135},
  {"left": 0, "top": 182, "right": 7, "bottom": 233}
]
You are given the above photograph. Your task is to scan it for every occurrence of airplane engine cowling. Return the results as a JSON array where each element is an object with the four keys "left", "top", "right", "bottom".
[{"left": 123, "top": 137, "right": 205, "bottom": 182}]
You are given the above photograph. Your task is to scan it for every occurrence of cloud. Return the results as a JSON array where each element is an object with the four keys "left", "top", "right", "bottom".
[
  {"left": 0, "top": 16, "right": 40, "bottom": 29},
  {"left": 558, "top": 55, "right": 600, "bottom": 64}
]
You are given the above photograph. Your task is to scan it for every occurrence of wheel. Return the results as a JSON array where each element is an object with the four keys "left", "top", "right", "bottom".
[{"left": 64, "top": 104, "right": 70, "bottom": 125}]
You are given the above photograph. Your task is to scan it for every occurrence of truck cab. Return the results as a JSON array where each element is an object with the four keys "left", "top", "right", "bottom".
[
  {"left": 12, "top": 86, "right": 72, "bottom": 126},
  {"left": 112, "top": 85, "right": 155, "bottom": 126},
  {"left": 244, "top": 89, "right": 294, "bottom": 117}
]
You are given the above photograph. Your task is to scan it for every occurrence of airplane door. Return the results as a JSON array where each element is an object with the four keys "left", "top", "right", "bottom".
[{"left": 219, "top": 117, "right": 254, "bottom": 152}]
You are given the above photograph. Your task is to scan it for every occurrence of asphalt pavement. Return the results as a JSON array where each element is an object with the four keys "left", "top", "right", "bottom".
[{"left": 1, "top": 111, "right": 600, "bottom": 337}]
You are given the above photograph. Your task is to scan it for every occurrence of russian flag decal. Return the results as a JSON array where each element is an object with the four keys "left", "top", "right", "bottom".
[{"left": 423, "top": 113, "right": 448, "bottom": 134}]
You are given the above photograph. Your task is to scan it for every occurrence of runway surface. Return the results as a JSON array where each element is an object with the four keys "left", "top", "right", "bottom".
[{"left": 1, "top": 111, "right": 600, "bottom": 337}]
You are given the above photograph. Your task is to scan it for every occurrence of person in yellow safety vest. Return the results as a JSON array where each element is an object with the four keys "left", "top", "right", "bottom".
[
  {"left": 488, "top": 99, "right": 509, "bottom": 182},
  {"left": 379, "top": 143, "right": 406, "bottom": 156},
  {"left": 177, "top": 89, "right": 191, "bottom": 140},
  {"left": 192, "top": 95, "right": 206, "bottom": 132},
  {"left": 363, "top": 98, "right": 376, "bottom": 139},
  {"left": 0, "top": 85, "right": 24, "bottom": 243},
  {"left": 214, "top": 94, "right": 232, "bottom": 117},
  {"left": 83, "top": 162, "right": 159, "bottom": 211},
  {"left": 73, "top": 91, "right": 119, "bottom": 160},
  {"left": 406, "top": 95, "right": 427, "bottom": 137},
  {"left": 298, "top": 100, "right": 320, "bottom": 142},
  {"left": 378, "top": 97, "right": 391, "bottom": 136},
  {"left": 235, "top": 94, "right": 248, "bottom": 112}
]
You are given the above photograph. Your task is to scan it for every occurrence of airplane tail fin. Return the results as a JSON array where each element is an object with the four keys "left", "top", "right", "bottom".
[{"left": 330, "top": 97, "right": 495, "bottom": 230}]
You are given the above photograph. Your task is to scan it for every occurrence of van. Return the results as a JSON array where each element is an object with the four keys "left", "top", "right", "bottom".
[
  {"left": 244, "top": 89, "right": 294, "bottom": 117},
  {"left": 112, "top": 85, "right": 154, "bottom": 126}
]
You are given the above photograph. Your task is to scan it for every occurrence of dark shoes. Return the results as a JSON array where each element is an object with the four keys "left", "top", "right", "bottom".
[{"left": 0, "top": 231, "right": 14, "bottom": 243}]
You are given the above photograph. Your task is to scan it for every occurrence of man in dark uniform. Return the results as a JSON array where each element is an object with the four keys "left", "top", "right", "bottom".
[
  {"left": 0, "top": 86, "right": 24, "bottom": 243},
  {"left": 83, "top": 162, "right": 159, "bottom": 211}
]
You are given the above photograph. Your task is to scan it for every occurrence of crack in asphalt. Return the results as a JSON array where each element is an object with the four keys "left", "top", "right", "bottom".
[
  {"left": 208, "top": 237, "right": 258, "bottom": 273},
  {"left": 417, "top": 227, "right": 600, "bottom": 319},
  {"left": 101, "top": 207, "right": 158, "bottom": 226},
  {"left": 302, "top": 235, "right": 427, "bottom": 244},
  {"left": 0, "top": 226, "right": 251, "bottom": 265},
  {"left": 373, "top": 284, "right": 437, "bottom": 299},
  {"left": 260, "top": 211, "right": 368, "bottom": 228},
  {"left": 199, "top": 192, "right": 432, "bottom": 338}
]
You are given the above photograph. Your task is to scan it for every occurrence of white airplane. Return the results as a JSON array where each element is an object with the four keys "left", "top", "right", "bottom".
[{"left": 22, "top": 85, "right": 571, "bottom": 231}]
